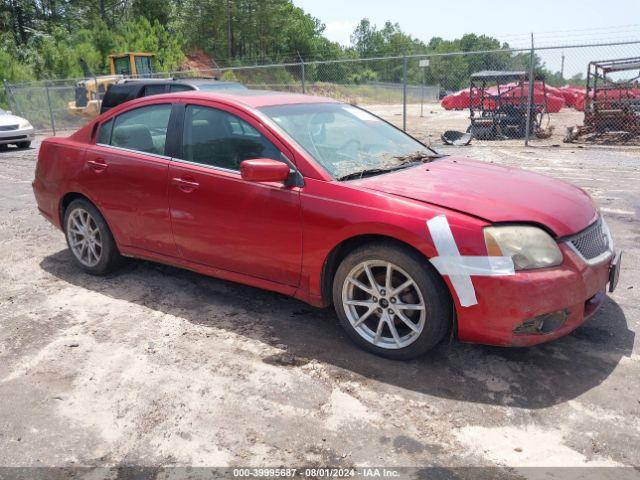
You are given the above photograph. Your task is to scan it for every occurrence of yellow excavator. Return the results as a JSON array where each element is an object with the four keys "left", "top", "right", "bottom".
[{"left": 68, "top": 52, "right": 155, "bottom": 118}]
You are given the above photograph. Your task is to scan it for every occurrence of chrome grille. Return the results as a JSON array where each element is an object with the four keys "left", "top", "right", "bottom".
[
  {"left": 568, "top": 218, "right": 611, "bottom": 262},
  {"left": 0, "top": 125, "right": 18, "bottom": 131}
]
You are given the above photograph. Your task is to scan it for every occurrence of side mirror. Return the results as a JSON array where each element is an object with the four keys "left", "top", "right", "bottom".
[{"left": 240, "top": 158, "right": 290, "bottom": 183}]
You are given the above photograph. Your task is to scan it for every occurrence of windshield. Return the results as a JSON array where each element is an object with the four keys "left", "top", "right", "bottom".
[{"left": 259, "top": 103, "right": 435, "bottom": 179}]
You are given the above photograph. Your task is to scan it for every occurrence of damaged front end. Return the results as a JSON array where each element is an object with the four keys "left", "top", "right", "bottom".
[{"left": 512, "top": 308, "right": 570, "bottom": 335}]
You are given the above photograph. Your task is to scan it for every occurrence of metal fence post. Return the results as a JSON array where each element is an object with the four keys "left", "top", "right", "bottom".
[
  {"left": 3, "top": 79, "right": 24, "bottom": 117},
  {"left": 525, "top": 33, "right": 535, "bottom": 146},
  {"left": 402, "top": 56, "right": 408, "bottom": 131},
  {"left": 298, "top": 53, "right": 306, "bottom": 94},
  {"left": 419, "top": 58, "right": 430, "bottom": 118},
  {"left": 2, "top": 79, "right": 12, "bottom": 111},
  {"left": 420, "top": 63, "right": 425, "bottom": 117},
  {"left": 44, "top": 81, "right": 56, "bottom": 136}
]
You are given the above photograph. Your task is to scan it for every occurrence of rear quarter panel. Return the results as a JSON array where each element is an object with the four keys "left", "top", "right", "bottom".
[{"left": 33, "top": 137, "right": 88, "bottom": 229}]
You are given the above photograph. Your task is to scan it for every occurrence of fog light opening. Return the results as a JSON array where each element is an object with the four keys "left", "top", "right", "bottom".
[{"left": 513, "top": 309, "right": 570, "bottom": 335}]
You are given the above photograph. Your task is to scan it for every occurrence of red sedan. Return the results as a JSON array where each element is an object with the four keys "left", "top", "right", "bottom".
[{"left": 32, "top": 90, "right": 621, "bottom": 359}]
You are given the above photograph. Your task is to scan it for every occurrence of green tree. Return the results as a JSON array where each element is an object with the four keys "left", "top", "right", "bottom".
[{"left": 131, "top": 0, "right": 173, "bottom": 26}]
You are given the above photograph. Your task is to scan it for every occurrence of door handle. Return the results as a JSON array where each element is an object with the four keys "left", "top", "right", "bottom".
[
  {"left": 87, "top": 159, "right": 107, "bottom": 172},
  {"left": 171, "top": 177, "right": 200, "bottom": 192}
]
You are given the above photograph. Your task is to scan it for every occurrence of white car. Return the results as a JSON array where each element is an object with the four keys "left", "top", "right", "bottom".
[{"left": 0, "top": 108, "right": 35, "bottom": 149}]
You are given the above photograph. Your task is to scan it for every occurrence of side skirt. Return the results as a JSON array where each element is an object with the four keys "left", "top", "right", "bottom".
[{"left": 119, "top": 245, "right": 301, "bottom": 300}]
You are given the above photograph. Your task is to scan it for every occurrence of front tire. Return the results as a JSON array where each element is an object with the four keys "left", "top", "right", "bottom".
[
  {"left": 16, "top": 141, "right": 31, "bottom": 149},
  {"left": 332, "top": 242, "right": 452, "bottom": 360},
  {"left": 63, "top": 199, "right": 123, "bottom": 275}
]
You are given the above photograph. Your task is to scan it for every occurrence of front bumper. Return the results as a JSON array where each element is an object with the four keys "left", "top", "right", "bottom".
[
  {"left": 456, "top": 244, "right": 618, "bottom": 346},
  {"left": 0, "top": 126, "right": 35, "bottom": 145}
]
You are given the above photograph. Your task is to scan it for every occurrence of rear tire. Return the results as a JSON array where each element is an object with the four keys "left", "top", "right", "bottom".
[
  {"left": 332, "top": 242, "right": 452, "bottom": 360},
  {"left": 63, "top": 198, "right": 123, "bottom": 275}
]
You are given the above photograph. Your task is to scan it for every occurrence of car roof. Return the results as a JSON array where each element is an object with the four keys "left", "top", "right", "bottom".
[
  {"left": 118, "top": 78, "right": 243, "bottom": 87},
  {"left": 150, "top": 90, "right": 339, "bottom": 108},
  {"left": 119, "top": 78, "right": 174, "bottom": 84},
  {"left": 177, "top": 79, "right": 242, "bottom": 87}
]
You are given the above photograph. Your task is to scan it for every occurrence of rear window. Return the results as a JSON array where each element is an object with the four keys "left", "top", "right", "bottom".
[
  {"left": 101, "top": 85, "right": 137, "bottom": 110},
  {"left": 169, "top": 84, "right": 195, "bottom": 93},
  {"left": 143, "top": 84, "right": 168, "bottom": 96}
]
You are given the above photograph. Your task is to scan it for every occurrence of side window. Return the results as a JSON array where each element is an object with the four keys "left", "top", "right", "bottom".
[
  {"left": 227, "top": 116, "right": 260, "bottom": 137},
  {"left": 110, "top": 104, "right": 172, "bottom": 155},
  {"left": 113, "top": 57, "right": 131, "bottom": 75},
  {"left": 143, "top": 84, "right": 168, "bottom": 96},
  {"left": 169, "top": 84, "right": 195, "bottom": 93},
  {"left": 180, "top": 105, "right": 281, "bottom": 171},
  {"left": 97, "top": 119, "right": 113, "bottom": 144}
]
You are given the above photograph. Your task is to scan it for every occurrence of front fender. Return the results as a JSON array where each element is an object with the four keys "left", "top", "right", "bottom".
[{"left": 298, "top": 178, "right": 489, "bottom": 305}]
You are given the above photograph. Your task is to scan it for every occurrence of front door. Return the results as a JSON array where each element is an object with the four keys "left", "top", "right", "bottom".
[{"left": 168, "top": 103, "right": 302, "bottom": 286}]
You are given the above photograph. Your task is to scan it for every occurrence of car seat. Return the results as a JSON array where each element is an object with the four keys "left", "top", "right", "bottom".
[{"left": 112, "top": 123, "right": 156, "bottom": 154}]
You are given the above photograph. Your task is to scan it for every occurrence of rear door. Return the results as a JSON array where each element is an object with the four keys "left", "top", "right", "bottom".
[
  {"left": 167, "top": 102, "right": 303, "bottom": 286},
  {"left": 82, "top": 103, "right": 177, "bottom": 256}
]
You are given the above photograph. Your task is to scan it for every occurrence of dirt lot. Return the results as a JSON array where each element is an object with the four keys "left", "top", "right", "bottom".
[{"left": 0, "top": 123, "right": 639, "bottom": 478}]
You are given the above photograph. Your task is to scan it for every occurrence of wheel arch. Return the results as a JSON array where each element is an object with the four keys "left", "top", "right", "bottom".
[
  {"left": 59, "top": 192, "right": 93, "bottom": 228},
  {"left": 59, "top": 193, "right": 116, "bottom": 242},
  {"left": 320, "top": 233, "right": 451, "bottom": 308}
]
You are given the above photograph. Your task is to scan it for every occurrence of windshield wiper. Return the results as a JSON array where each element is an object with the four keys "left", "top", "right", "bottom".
[
  {"left": 337, "top": 151, "right": 448, "bottom": 181},
  {"left": 337, "top": 151, "right": 446, "bottom": 181},
  {"left": 392, "top": 151, "right": 447, "bottom": 162},
  {"left": 336, "top": 162, "right": 419, "bottom": 181}
]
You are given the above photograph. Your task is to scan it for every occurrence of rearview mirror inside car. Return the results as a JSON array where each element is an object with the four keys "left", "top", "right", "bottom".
[{"left": 240, "top": 158, "right": 290, "bottom": 183}]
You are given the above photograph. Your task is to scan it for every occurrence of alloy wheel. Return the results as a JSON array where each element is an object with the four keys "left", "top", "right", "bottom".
[
  {"left": 341, "top": 260, "right": 426, "bottom": 349},
  {"left": 67, "top": 208, "right": 102, "bottom": 267}
]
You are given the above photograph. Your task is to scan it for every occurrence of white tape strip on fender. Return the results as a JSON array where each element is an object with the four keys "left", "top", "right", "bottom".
[{"left": 426, "top": 215, "right": 515, "bottom": 307}]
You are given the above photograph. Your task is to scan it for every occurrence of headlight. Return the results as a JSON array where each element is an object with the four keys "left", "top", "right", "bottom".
[
  {"left": 19, "top": 120, "right": 32, "bottom": 129},
  {"left": 484, "top": 225, "right": 563, "bottom": 270}
]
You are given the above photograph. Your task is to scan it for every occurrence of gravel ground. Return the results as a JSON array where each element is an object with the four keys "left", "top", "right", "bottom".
[{"left": 0, "top": 128, "right": 639, "bottom": 479}]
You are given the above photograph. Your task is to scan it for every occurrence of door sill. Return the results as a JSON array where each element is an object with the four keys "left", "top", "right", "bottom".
[{"left": 119, "top": 245, "right": 299, "bottom": 298}]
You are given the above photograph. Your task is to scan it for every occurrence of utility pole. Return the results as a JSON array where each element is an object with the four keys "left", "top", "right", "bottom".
[{"left": 560, "top": 52, "right": 565, "bottom": 80}]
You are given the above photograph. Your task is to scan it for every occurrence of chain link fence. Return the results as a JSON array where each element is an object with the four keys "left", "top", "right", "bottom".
[
  {"left": 398, "top": 41, "right": 640, "bottom": 148},
  {"left": 4, "top": 40, "right": 640, "bottom": 147}
]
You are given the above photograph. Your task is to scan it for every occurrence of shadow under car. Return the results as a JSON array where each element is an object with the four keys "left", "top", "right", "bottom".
[{"left": 40, "top": 249, "right": 634, "bottom": 409}]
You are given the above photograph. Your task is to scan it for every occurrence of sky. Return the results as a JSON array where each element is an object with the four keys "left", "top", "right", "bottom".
[
  {"left": 294, "top": 0, "right": 640, "bottom": 48},
  {"left": 293, "top": 0, "right": 640, "bottom": 76}
]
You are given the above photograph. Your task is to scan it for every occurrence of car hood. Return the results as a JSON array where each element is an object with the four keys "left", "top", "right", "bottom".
[
  {"left": 349, "top": 157, "right": 597, "bottom": 237},
  {"left": 0, "top": 114, "right": 26, "bottom": 126}
]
